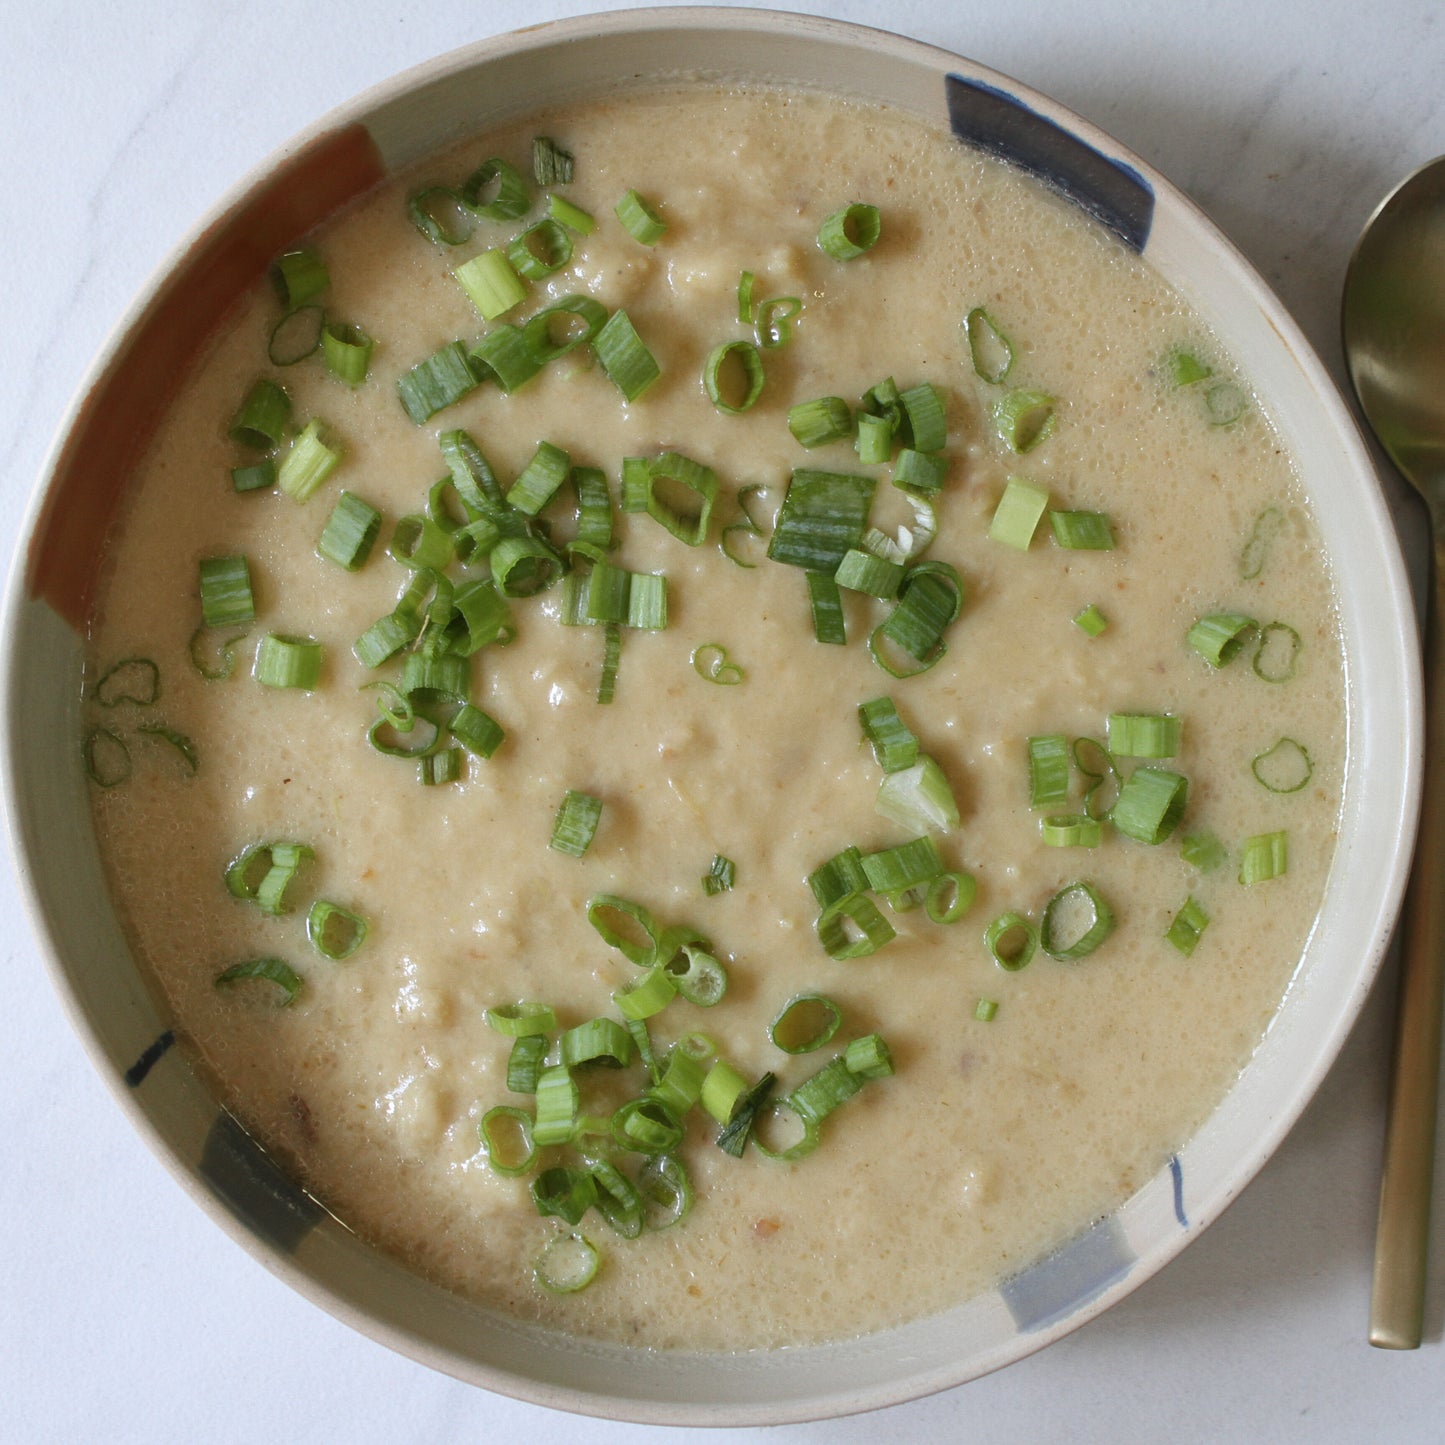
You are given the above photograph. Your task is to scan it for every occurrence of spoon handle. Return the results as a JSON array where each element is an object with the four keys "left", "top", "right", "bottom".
[{"left": 1370, "top": 549, "right": 1445, "bottom": 1349}]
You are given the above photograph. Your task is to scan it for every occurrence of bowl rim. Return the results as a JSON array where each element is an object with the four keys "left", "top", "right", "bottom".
[{"left": 0, "top": 4, "right": 1422, "bottom": 1426}]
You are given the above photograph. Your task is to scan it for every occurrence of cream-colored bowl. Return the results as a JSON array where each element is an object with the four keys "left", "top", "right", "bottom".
[{"left": 1, "top": 7, "right": 1419, "bottom": 1426}]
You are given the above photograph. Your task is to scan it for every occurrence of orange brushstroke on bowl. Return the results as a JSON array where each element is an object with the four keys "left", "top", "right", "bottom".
[{"left": 26, "top": 123, "right": 386, "bottom": 632}]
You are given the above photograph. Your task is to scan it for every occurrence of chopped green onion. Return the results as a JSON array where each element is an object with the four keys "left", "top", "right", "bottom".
[
  {"left": 1181, "top": 830, "right": 1227, "bottom": 872},
  {"left": 737, "top": 270, "right": 757, "bottom": 323},
  {"left": 974, "top": 997, "right": 999, "bottom": 1023},
  {"left": 844, "top": 1033, "right": 893, "bottom": 1080},
  {"left": 1108, "top": 713, "right": 1181, "bottom": 759},
  {"left": 479, "top": 1105, "right": 535, "bottom": 1176},
  {"left": 817, "top": 202, "right": 881, "bottom": 260},
  {"left": 316, "top": 491, "right": 381, "bottom": 571},
  {"left": 1188, "top": 612, "right": 1257, "bottom": 666},
  {"left": 991, "top": 389, "right": 1057, "bottom": 452},
  {"left": 626, "top": 573, "right": 667, "bottom": 631},
  {"left": 505, "top": 441, "right": 571, "bottom": 517},
  {"left": 270, "top": 248, "right": 328, "bottom": 308},
  {"left": 83, "top": 727, "right": 130, "bottom": 786},
  {"left": 547, "top": 193, "right": 594, "bottom": 234},
  {"left": 306, "top": 900, "right": 368, "bottom": 961},
  {"left": 531, "top": 135, "right": 574, "bottom": 185},
  {"left": 560, "top": 1017, "right": 634, "bottom": 1070},
  {"left": 768, "top": 468, "right": 876, "bottom": 573},
  {"left": 533, "top": 1065, "right": 579, "bottom": 1147},
  {"left": 1073, "top": 737, "right": 1121, "bottom": 821},
  {"left": 594, "top": 309, "right": 660, "bottom": 401},
  {"left": 701, "top": 1059, "right": 751, "bottom": 1126},
  {"left": 407, "top": 186, "right": 474, "bottom": 246},
  {"left": 491, "top": 534, "right": 564, "bottom": 597},
  {"left": 550, "top": 789, "right": 603, "bottom": 857},
  {"left": 704, "top": 340, "right": 765, "bottom": 413},
  {"left": 401, "top": 650, "right": 467, "bottom": 705},
  {"left": 587, "top": 894, "right": 660, "bottom": 967},
  {"left": 816, "top": 891, "right": 896, "bottom": 960},
  {"left": 1240, "top": 506, "right": 1285, "bottom": 579},
  {"left": 267, "top": 304, "right": 324, "bottom": 366},
  {"left": 715, "top": 1071, "right": 776, "bottom": 1157},
  {"left": 788, "top": 396, "right": 852, "bottom": 449},
  {"left": 1253, "top": 622, "right": 1302, "bottom": 682},
  {"left": 255, "top": 842, "right": 313, "bottom": 915},
  {"left": 277, "top": 419, "right": 342, "bottom": 501},
  {"left": 1205, "top": 381, "right": 1248, "bottom": 426},
  {"left": 531, "top": 1165, "right": 598, "bottom": 1225},
  {"left": 320, "top": 322, "right": 373, "bottom": 385},
  {"left": 215, "top": 957, "right": 302, "bottom": 1005},
  {"left": 856, "top": 412, "right": 896, "bottom": 465},
  {"left": 1041, "top": 813, "right": 1102, "bottom": 847},
  {"left": 751, "top": 1099, "right": 821, "bottom": 1161},
  {"left": 589, "top": 1158, "right": 644, "bottom": 1239},
  {"left": 254, "top": 634, "right": 323, "bottom": 690},
  {"left": 1028, "top": 734, "right": 1070, "bottom": 807},
  {"left": 460, "top": 157, "right": 530, "bottom": 220},
  {"left": 1252, "top": 737, "right": 1313, "bottom": 793},
  {"left": 449, "top": 703, "right": 505, "bottom": 759},
  {"left": 1111, "top": 766, "right": 1189, "bottom": 845},
  {"left": 859, "top": 696, "right": 920, "bottom": 773},
  {"left": 637, "top": 1154, "right": 693, "bottom": 1228},
  {"left": 1240, "top": 830, "right": 1288, "bottom": 884},
  {"left": 835, "top": 548, "right": 904, "bottom": 599},
  {"left": 1166, "top": 896, "right": 1210, "bottom": 956},
  {"left": 353, "top": 611, "right": 415, "bottom": 670},
  {"left": 612, "top": 966, "right": 678, "bottom": 1021},
  {"left": 667, "top": 946, "right": 728, "bottom": 1007},
  {"left": 229, "top": 378, "right": 291, "bottom": 451},
  {"left": 198, "top": 555, "right": 255, "bottom": 629},
  {"left": 397, "top": 340, "right": 481, "bottom": 423},
  {"left": 691, "top": 643, "right": 743, "bottom": 685},
  {"left": 769, "top": 994, "right": 843, "bottom": 1054},
  {"left": 808, "top": 846, "right": 869, "bottom": 909},
  {"left": 507, "top": 219, "right": 572, "bottom": 280},
  {"left": 1041, "top": 880, "right": 1115, "bottom": 960},
  {"left": 455, "top": 249, "right": 527, "bottom": 321},
  {"left": 523, "top": 294, "right": 609, "bottom": 365},
  {"left": 989, "top": 476, "right": 1050, "bottom": 549},
  {"left": 137, "top": 723, "right": 198, "bottom": 774},
  {"left": 756, "top": 296, "right": 801, "bottom": 349},
  {"left": 535, "top": 1233, "right": 600, "bottom": 1293},
  {"left": 615, "top": 188, "right": 666, "bottom": 245},
  {"left": 634, "top": 452, "right": 718, "bottom": 545},
  {"left": 1074, "top": 603, "right": 1108, "bottom": 637},
  {"left": 965, "top": 306, "right": 1014, "bottom": 383},
  {"left": 791, "top": 1056, "right": 864, "bottom": 1121},
  {"left": 469, "top": 324, "right": 543, "bottom": 392},
  {"left": 611, "top": 1097, "right": 684, "bottom": 1154},
  {"left": 231, "top": 460, "right": 276, "bottom": 494},
  {"left": 892, "top": 448, "right": 948, "bottom": 495},
  {"left": 94, "top": 657, "right": 159, "bottom": 707},
  {"left": 925, "top": 870, "right": 976, "bottom": 924},
  {"left": 899, "top": 383, "right": 946, "bottom": 453},
  {"left": 876, "top": 755, "right": 960, "bottom": 834},
  {"left": 1166, "top": 347, "right": 1213, "bottom": 387},
  {"left": 1050, "top": 510, "right": 1115, "bottom": 550},
  {"left": 487, "top": 1001, "right": 557, "bottom": 1038},
  {"left": 985, "top": 912, "right": 1037, "bottom": 971},
  {"left": 367, "top": 710, "right": 439, "bottom": 759},
  {"left": 649, "top": 1046, "right": 706, "bottom": 1118},
  {"left": 506, "top": 1033, "right": 547, "bottom": 1093},
  {"left": 806, "top": 570, "right": 847, "bottom": 645},
  {"left": 389, "top": 514, "right": 454, "bottom": 573},
  {"left": 702, "top": 854, "right": 736, "bottom": 896},
  {"left": 860, "top": 835, "right": 943, "bottom": 893}
]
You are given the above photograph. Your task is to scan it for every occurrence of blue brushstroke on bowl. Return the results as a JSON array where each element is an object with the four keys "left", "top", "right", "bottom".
[
  {"left": 999, "top": 1215, "right": 1136, "bottom": 1332},
  {"left": 124, "top": 1029, "right": 175, "bottom": 1088},
  {"left": 945, "top": 74, "right": 1154, "bottom": 253},
  {"left": 1170, "top": 1154, "right": 1189, "bottom": 1228},
  {"left": 200, "top": 1111, "right": 324, "bottom": 1254}
]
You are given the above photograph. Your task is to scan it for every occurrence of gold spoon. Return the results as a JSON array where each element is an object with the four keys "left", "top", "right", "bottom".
[{"left": 1342, "top": 154, "right": 1445, "bottom": 1350}]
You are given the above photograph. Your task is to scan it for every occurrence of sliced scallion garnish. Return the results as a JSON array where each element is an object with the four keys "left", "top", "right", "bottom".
[
  {"left": 137, "top": 723, "right": 198, "bottom": 774},
  {"left": 507, "top": 219, "right": 573, "bottom": 280},
  {"left": 816, "top": 891, "right": 896, "bottom": 960},
  {"left": 1040, "top": 880, "right": 1115, "bottom": 960},
  {"left": 316, "top": 491, "right": 382, "bottom": 571},
  {"left": 817, "top": 202, "right": 881, "bottom": 260},
  {"left": 408, "top": 186, "right": 474, "bottom": 246},
  {"left": 460, "top": 157, "right": 530, "bottom": 220},
  {"left": 267, "top": 304, "right": 324, "bottom": 366},
  {"left": 988, "top": 476, "right": 1049, "bottom": 549},
  {"left": 859, "top": 696, "right": 920, "bottom": 773},
  {"left": 1107, "top": 713, "right": 1181, "bottom": 759},
  {"left": 396, "top": 340, "right": 480, "bottom": 423},
  {"left": 985, "top": 912, "right": 1037, "bottom": 971},
  {"left": 306, "top": 900, "right": 368, "bottom": 960},
  {"left": 1074, "top": 603, "right": 1108, "bottom": 637},
  {"left": 1240, "top": 506, "right": 1284, "bottom": 579},
  {"left": 594, "top": 309, "right": 660, "bottom": 401},
  {"left": 806, "top": 570, "right": 846, "bottom": 645},
  {"left": 548, "top": 193, "right": 595, "bottom": 234},
  {"left": 769, "top": 994, "right": 843, "bottom": 1055},
  {"left": 480, "top": 1105, "right": 535, "bottom": 1176},
  {"left": 703, "top": 340, "right": 765, "bottom": 413},
  {"left": 788, "top": 396, "right": 852, "bottom": 449},
  {"left": 1253, "top": 622, "right": 1302, "bottom": 682},
  {"left": 83, "top": 727, "right": 130, "bottom": 786},
  {"left": 925, "top": 870, "right": 976, "bottom": 924},
  {"left": 1252, "top": 737, "right": 1313, "bottom": 793},
  {"left": 965, "top": 306, "right": 1014, "bottom": 383},
  {"left": 1240, "top": 830, "right": 1288, "bottom": 884},
  {"left": 768, "top": 468, "right": 876, "bottom": 573},
  {"left": 532, "top": 1165, "right": 598, "bottom": 1225},
  {"left": 321, "top": 322, "right": 374, "bottom": 386},
  {"left": 615, "top": 188, "right": 666, "bottom": 245},
  {"left": 94, "top": 657, "right": 159, "bottom": 707},
  {"left": 1188, "top": 612, "right": 1257, "bottom": 667},
  {"left": 1028, "top": 734, "right": 1070, "bottom": 807},
  {"left": 270, "top": 248, "right": 329, "bottom": 308},
  {"left": 875, "top": 755, "right": 960, "bottom": 834},
  {"left": 198, "top": 555, "right": 256, "bottom": 630},
  {"left": 1049, "top": 510, "right": 1115, "bottom": 550},
  {"left": 253, "top": 634, "right": 323, "bottom": 691},
  {"left": 691, "top": 643, "right": 743, "bottom": 685},
  {"left": 455, "top": 249, "right": 527, "bottom": 321},
  {"left": 1166, "top": 896, "right": 1210, "bottom": 956},
  {"left": 550, "top": 789, "right": 603, "bottom": 857},
  {"left": 702, "top": 854, "right": 735, "bottom": 896},
  {"left": 276, "top": 419, "right": 342, "bottom": 502},
  {"left": 1041, "top": 813, "right": 1102, "bottom": 848},
  {"left": 1181, "top": 830, "right": 1227, "bottom": 871},
  {"left": 214, "top": 957, "right": 303, "bottom": 1005},
  {"left": 991, "top": 389, "right": 1057, "bottom": 452},
  {"left": 1111, "top": 766, "right": 1188, "bottom": 845}
]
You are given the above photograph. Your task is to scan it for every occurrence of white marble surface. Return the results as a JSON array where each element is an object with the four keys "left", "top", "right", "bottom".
[{"left": 3, "top": 1, "right": 1444, "bottom": 1440}]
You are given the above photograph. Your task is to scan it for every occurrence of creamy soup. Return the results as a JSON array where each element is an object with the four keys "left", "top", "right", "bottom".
[{"left": 86, "top": 86, "right": 1343, "bottom": 1350}]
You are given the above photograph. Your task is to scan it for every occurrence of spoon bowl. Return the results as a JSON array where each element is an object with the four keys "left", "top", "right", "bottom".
[{"left": 1342, "top": 152, "right": 1445, "bottom": 1350}]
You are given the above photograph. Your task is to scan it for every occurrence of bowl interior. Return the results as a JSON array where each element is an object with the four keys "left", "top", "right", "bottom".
[{"left": 3, "top": 7, "right": 1418, "bottom": 1427}]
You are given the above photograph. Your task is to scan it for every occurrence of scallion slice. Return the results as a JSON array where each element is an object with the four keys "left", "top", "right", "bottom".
[
  {"left": 491, "top": 535, "right": 564, "bottom": 597},
  {"left": 856, "top": 412, "right": 896, "bottom": 465},
  {"left": 756, "top": 296, "right": 801, "bottom": 349},
  {"left": 611, "top": 1097, "right": 684, "bottom": 1154},
  {"left": 900, "top": 383, "right": 946, "bottom": 453},
  {"left": 1073, "top": 737, "right": 1121, "bottom": 820},
  {"left": 702, "top": 854, "right": 736, "bottom": 895},
  {"left": 480, "top": 1105, "right": 535, "bottom": 1176},
  {"left": 926, "top": 870, "right": 976, "bottom": 924},
  {"left": 816, "top": 891, "right": 896, "bottom": 960},
  {"left": 1041, "top": 880, "right": 1115, "bottom": 960},
  {"left": 769, "top": 994, "right": 843, "bottom": 1055},
  {"left": 633, "top": 452, "right": 718, "bottom": 545},
  {"left": 703, "top": 340, "right": 765, "bottom": 413},
  {"left": 469, "top": 324, "right": 543, "bottom": 392},
  {"left": 861, "top": 835, "right": 943, "bottom": 893},
  {"left": 229, "top": 378, "right": 291, "bottom": 451},
  {"left": 876, "top": 755, "right": 960, "bottom": 834},
  {"left": 137, "top": 723, "right": 198, "bottom": 774},
  {"left": 270, "top": 248, "right": 328, "bottom": 308},
  {"left": 1188, "top": 613, "right": 1257, "bottom": 667},
  {"left": 198, "top": 555, "right": 255, "bottom": 629},
  {"left": 523, "top": 294, "right": 609, "bottom": 365},
  {"left": 302, "top": 899, "right": 367, "bottom": 961},
  {"left": 892, "top": 448, "right": 948, "bottom": 496},
  {"left": 1166, "top": 347, "right": 1213, "bottom": 387},
  {"left": 667, "top": 946, "right": 728, "bottom": 1007},
  {"left": 768, "top": 468, "right": 876, "bottom": 572},
  {"left": 1181, "top": 830, "right": 1227, "bottom": 872},
  {"left": 1166, "top": 896, "right": 1210, "bottom": 956},
  {"left": 548, "top": 193, "right": 595, "bottom": 234},
  {"left": 985, "top": 912, "right": 1037, "bottom": 971},
  {"left": 1240, "top": 506, "right": 1285, "bottom": 579},
  {"left": 594, "top": 309, "right": 660, "bottom": 401},
  {"left": 321, "top": 322, "right": 374, "bottom": 386},
  {"left": 817, "top": 202, "right": 881, "bottom": 260},
  {"left": 254, "top": 634, "right": 322, "bottom": 691},
  {"left": 267, "top": 304, "right": 324, "bottom": 366},
  {"left": 989, "top": 476, "right": 1050, "bottom": 549},
  {"left": 808, "top": 846, "right": 869, "bottom": 909},
  {"left": 1112, "top": 766, "right": 1188, "bottom": 845},
  {"left": 215, "top": 957, "right": 303, "bottom": 1005},
  {"left": 791, "top": 1056, "right": 864, "bottom": 1122},
  {"left": 408, "top": 186, "right": 474, "bottom": 246},
  {"left": 504, "top": 441, "right": 571, "bottom": 517},
  {"left": 834, "top": 548, "right": 904, "bottom": 600},
  {"left": 1050, "top": 510, "right": 1115, "bottom": 550},
  {"left": 397, "top": 340, "right": 481, "bottom": 423},
  {"left": 1251, "top": 736, "right": 1314, "bottom": 793},
  {"left": 974, "top": 997, "right": 999, "bottom": 1023},
  {"left": 965, "top": 306, "right": 1014, "bottom": 383},
  {"left": 446, "top": 703, "right": 504, "bottom": 760},
  {"left": 859, "top": 696, "right": 919, "bottom": 773},
  {"left": 94, "top": 657, "right": 159, "bottom": 707},
  {"left": 316, "top": 491, "right": 381, "bottom": 571},
  {"left": 806, "top": 570, "right": 847, "bottom": 645},
  {"left": 637, "top": 1154, "right": 692, "bottom": 1228},
  {"left": 455, "top": 249, "right": 527, "bottom": 321},
  {"left": 691, "top": 643, "right": 743, "bottom": 685},
  {"left": 612, "top": 965, "right": 678, "bottom": 1022},
  {"left": 532, "top": 1165, "right": 598, "bottom": 1225},
  {"left": 1108, "top": 713, "right": 1181, "bottom": 759},
  {"left": 788, "top": 396, "right": 852, "bottom": 449},
  {"left": 277, "top": 420, "right": 342, "bottom": 501},
  {"left": 1206, "top": 381, "right": 1248, "bottom": 426},
  {"left": 700, "top": 1059, "right": 751, "bottom": 1126},
  {"left": 506, "top": 1033, "right": 547, "bottom": 1094},
  {"left": 615, "top": 188, "right": 666, "bottom": 244},
  {"left": 1041, "top": 813, "right": 1102, "bottom": 848},
  {"left": 1240, "top": 830, "right": 1288, "bottom": 884},
  {"left": 1028, "top": 734, "right": 1070, "bottom": 807},
  {"left": 1074, "top": 603, "right": 1108, "bottom": 637},
  {"left": 560, "top": 1017, "right": 634, "bottom": 1070},
  {"left": 549, "top": 789, "right": 602, "bottom": 858},
  {"left": 460, "top": 157, "right": 530, "bottom": 220},
  {"left": 507, "top": 219, "right": 573, "bottom": 280},
  {"left": 532, "top": 1065, "right": 579, "bottom": 1147},
  {"left": 83, "top": 728, "right": 130, "bottom": 787},
  {"left": 1254, "top": 622, "right": 1302, "bottom": 682},
  {"left": 992, "top": 389, "right": 1057, "bottom": 452},
  {"left": 231, "top": 460, "right": 276, "bottom": 494},
  {"left": 845, "top": 1033, "right": 893, "bottom": 1081},
  {"left": 534, "top": 1232, "right": 600, "bottom": 1293},
  {"left": 587, "top": 894, "right": 660, "bottom": 966},
  {"left": 487, "top": 1001, "right": 557, "bottom": 1039},
  {"left": 715, "top": 1072, "right": 777, "bottom": 1157},
  {"left": 751, "top": 1098, "right": 821, "bottom": 1162}
]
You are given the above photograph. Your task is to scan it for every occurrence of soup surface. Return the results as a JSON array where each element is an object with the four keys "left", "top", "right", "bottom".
[{"left": 86, "top": 85, "right": 1343, "bottom": 1350}]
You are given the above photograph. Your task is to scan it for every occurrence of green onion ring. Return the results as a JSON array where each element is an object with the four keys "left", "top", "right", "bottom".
[
  {"left": 985, "top": 912, "right": 1037, "bottom": 971},
  {"left": 691, "top": 643, "right": 744, "bottom": 685},
  {"left": 1040, "top": 880, "right": 1116, "bottom": 960}
]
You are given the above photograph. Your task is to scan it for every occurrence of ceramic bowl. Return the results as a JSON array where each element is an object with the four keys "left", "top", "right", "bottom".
[{"left": 1, "top": 6, "right": 1420, "bottom": 1426}]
